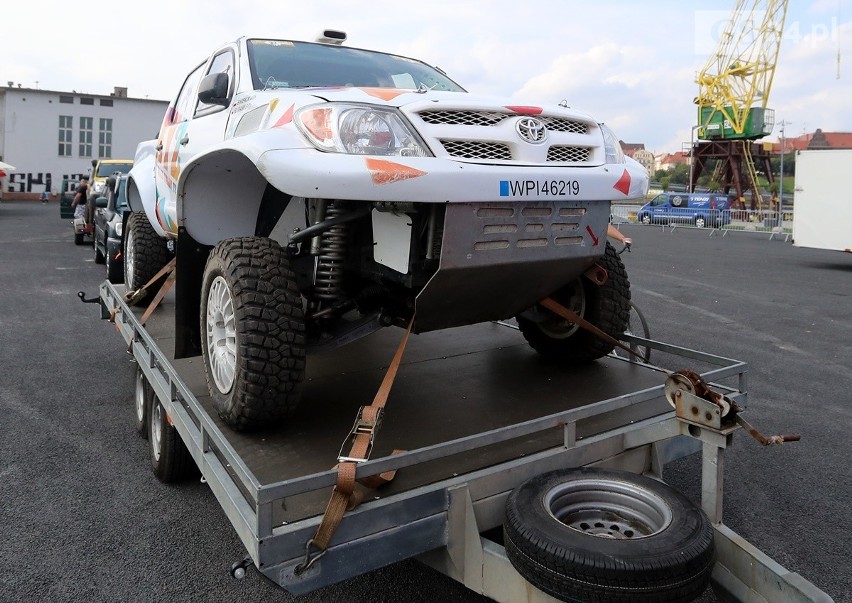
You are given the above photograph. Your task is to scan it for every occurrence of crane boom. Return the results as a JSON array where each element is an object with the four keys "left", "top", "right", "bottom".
[{"left": 695, "top": 0, "right": 789, "bottom": 140}]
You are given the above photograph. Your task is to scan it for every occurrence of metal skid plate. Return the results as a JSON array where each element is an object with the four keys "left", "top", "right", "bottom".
[{"left": 414, "top": 200, "right": 609, "bottom": 332}]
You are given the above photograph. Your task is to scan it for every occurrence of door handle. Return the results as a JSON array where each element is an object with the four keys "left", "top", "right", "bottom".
[{"left": 180, "top": 134, "right": 190, "bottom": 146}]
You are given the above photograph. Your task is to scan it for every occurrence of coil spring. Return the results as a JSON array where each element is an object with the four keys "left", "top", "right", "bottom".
[{"left": 314, "top": 202, "right": 350, "bottom": 301}]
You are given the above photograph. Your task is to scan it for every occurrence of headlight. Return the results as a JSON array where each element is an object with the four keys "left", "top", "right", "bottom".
[
  {"left": 296, "top": 103, "right": 431, "bottom": 157},
  {"left": 114, "top": 221, "right": 123, "bottom": 237},
  {"left": 600, "top": 124, "right": 625, "bottom": 164}
]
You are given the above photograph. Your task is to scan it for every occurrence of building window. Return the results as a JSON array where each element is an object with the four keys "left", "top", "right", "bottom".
[
  {"left": 80, "top": 97, "right": 94, "bottom": 105},
  {"left": 79, "top": 116, "right": 93, "bottom": 157},
  {"left": 59, "top": 95, "right": 73, "bottom": 104},
  {"left": 100, "top": 99, "right": 113, "bottom": 107},
  {"left": 58, "top": 115, "right": 73, "bottom": 156},
  {"left": 98, "top": 118, "right": 113, "bottom": 158}
]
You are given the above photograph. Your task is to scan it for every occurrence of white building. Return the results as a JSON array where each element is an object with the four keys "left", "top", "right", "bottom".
[{"left": 0, "top": 85, "right": 168, "bottom": 198}]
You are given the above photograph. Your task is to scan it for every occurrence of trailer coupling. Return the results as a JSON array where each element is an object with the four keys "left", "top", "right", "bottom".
[{"left": 664, "top": 370, "right": 800, "bottom": 446}]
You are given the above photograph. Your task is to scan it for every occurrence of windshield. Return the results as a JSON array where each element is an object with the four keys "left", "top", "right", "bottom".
[
  {"left": 246, "top": 39, "right": 465, "bottom": 93},
  {"left": 97, "top": 163, "right": 132, "bottom": 177}
]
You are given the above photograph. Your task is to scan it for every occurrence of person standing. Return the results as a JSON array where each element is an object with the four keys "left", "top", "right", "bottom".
[{"left": 71, "top": 176, "right": 89, "bottom": 219}]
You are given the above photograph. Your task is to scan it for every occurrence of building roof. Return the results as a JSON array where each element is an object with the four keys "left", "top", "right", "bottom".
[
  {"left": 0, "top": 85, "right": 166, "bottom": 104},
  {"left": 770, "top": 129, "right": 852, "bottom": 152},
  {"left": 619, "top": 141, "right": 646, "bottom": 158}
]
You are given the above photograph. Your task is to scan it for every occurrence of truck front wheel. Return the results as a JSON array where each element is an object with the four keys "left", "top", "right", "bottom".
[
  {"left": 517, "top": 242, "right": 630, "bottom": 362},
  {"left": 200, "top": 237, "right": 306, "bottom": 431},
  {"left": 124, "top": 212, "right": 170, "bottom": 303}
]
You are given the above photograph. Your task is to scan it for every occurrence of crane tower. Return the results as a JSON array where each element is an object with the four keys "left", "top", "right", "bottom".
[{"left": 689, "top": 0, "right": 789, "bottom": 209}]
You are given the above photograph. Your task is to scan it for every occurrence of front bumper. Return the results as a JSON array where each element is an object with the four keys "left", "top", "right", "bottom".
[{"left": 257, "top": 148, "right": 648, "bottom": 203}]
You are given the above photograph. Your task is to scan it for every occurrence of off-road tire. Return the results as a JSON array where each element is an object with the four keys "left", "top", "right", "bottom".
[
  {"left": 148, "top": 398, "right": 197, "bottom": 483},
  {"left": 124, "top": 212, "right": 170, "bottom": 304},
  {"left": 200, "top": 237, "right": 306, "bottom": 431},
  {"left": 504, "top": 467, "right": 715, "bottom": 603},
  {"left": 517, "top": 242, "right": 630, "bottom": 362}
]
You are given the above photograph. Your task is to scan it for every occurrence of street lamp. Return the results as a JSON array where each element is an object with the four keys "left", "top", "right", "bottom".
[
  {"left": 778, "top": 120, "right": 791, "bottom": 227},
  {"left": 688, "top": 124, "right": 701, "bottom": 193}
]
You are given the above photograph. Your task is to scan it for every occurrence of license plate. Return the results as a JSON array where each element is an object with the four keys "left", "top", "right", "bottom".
[{"left": 499, "top": 179, "right": 581, "bottom": 197}]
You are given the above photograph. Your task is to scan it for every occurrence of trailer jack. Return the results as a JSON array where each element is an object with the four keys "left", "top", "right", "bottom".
[{"left": 230, "top": 556, "right": 253, "bottom": 580}]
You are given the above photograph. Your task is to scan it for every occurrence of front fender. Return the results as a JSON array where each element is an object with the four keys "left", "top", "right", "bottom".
[
  {"left": 177, "top": 148, "right": 268, "bottom": 246},
  {"left": 127, "top": 141, "right": 167, "bottom": 237}
]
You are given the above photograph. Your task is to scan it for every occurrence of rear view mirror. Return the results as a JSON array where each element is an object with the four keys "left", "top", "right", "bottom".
[{"left": 198, "top": 72, "right": 230, "bottom": 106}]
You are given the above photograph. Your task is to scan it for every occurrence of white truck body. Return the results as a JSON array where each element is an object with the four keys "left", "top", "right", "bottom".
[{"left": 793, "top": 149, "right": 852, "bottom": 253}]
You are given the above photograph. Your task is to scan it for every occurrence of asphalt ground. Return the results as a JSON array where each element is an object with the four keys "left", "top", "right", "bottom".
[{"left": 0, "top": 201, "right": 848, "bottom": 603}]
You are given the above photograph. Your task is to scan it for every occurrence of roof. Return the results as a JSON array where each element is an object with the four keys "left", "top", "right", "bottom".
[
  {"left": 769, "top": 129, "right": 852, "bottom": 152},
  {"left": 0, "top": 85, "right": 166, "bottom": 104}
]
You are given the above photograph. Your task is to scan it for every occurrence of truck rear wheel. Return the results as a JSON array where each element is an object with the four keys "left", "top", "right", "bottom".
[
  {"left": 517, "top": 242, "right": 630, "bottom": 362},
  {"left": 504, "top": 467, "right": 715, "bottom": 603},
  {"left": 200, "top": 237, "right": 306, "bottom": 431},
  {"left": 124, "top": 212, "right": 170, "bottom": 303}
]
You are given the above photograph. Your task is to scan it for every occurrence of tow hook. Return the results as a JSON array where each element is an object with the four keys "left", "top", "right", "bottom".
[
  {"left": 584, "top": 263, "right": 608, "bottom": 286},
  {"left": 665, "top": 370, "right": 800, "bottom": 446},
  {"left": 77, "top": 291, "right": 100, "bottom": 304}
]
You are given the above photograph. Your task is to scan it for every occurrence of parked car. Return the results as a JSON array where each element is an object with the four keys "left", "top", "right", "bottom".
[
  {"left": 89, "top": 159, "right": 133, "bottom": 198},
  {"left": 637, "top": 193, "right": 731, "bottom": 228},
  {"left": 93, "top": 174, "right": 127, "bottom": 283},
  {"left": 126, "top": 32, "right": 649, "bottom": 431}
]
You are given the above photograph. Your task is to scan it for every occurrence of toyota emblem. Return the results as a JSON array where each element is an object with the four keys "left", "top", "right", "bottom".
[{"left": 516, "top": 117, "right": 547, "bottom": 144}]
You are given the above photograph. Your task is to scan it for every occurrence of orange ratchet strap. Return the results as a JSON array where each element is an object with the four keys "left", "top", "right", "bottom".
[{"left": 295, "top": 317, "right": 415, "bottom": 575}]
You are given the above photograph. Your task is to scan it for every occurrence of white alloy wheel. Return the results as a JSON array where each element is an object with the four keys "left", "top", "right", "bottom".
[{"left": 206, "top": 275, "right": 237, "bottom": 394}]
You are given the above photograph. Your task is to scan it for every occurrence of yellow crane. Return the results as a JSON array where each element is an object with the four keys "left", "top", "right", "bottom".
[{"left": 690, "top": 0, "right": 789, "bottom": 209}]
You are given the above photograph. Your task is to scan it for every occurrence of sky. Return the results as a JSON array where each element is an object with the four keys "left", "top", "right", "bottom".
[{"left": 3, "top": 0, "right": 850, "bottom": 154}]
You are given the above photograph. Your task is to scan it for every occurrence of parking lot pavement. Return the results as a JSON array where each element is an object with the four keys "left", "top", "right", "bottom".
[{"left": 0, "top": 202, "right": 848, "bottom": 602}]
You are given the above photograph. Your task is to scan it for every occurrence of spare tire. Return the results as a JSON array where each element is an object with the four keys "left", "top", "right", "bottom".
[{"left": 504, "top": 467, "right": 714, "bottom": 603}]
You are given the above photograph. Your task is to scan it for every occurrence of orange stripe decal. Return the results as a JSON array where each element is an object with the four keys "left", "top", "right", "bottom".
[
  {"left": 273, "top": 104, "right": 295, "bottom": 128},
  {"left": 360, "top": 88, "right": 408, "bottom": 101},
  {"left": 366, "top": 158, "right": 427, "bottom": 185}
]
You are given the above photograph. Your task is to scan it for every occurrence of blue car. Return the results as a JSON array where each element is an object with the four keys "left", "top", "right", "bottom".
[{"left": 637, "top": 193, "right": 732, "bottom": 228}]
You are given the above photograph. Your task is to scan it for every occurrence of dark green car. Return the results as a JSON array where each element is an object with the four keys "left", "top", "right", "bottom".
[{"left": 92, "top": 175, "right": 128, "bottom": 283}]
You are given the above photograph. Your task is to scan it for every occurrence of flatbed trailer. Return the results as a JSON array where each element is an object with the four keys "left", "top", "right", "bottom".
[{"left": 99, "top": 280, "right": 833, "bottom": 603}]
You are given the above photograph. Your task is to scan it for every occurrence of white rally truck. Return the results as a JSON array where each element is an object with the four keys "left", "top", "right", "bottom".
[{"left": 126, "top": 31, "right": 649, "bottom": 432}]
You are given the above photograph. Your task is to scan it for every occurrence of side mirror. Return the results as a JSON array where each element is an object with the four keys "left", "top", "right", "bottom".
[
  {"left": 95, "top": 196, "right": 108, "bottom": 208},
  {"left": 198, "top": 72, "right": 230, "bottom": 106}
]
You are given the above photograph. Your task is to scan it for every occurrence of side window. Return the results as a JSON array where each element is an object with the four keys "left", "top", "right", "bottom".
[
  {"left": 168, "top": 64, "right": 206, "bottom": 125},
  {"left": 196, "top": 50, "right": 235, "bottom": 116},
  {"left": 650, "top": 194, "right": 666, "bottom": 207},
  {"left": 669, "top": 194, "right": 685, "bottom": 207}
]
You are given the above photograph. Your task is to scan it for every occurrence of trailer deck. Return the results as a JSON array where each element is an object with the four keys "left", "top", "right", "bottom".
[{"left": 99, "top": 280, "right": 834, "bottom": 602}]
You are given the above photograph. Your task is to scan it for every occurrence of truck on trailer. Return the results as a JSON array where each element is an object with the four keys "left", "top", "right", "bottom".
[{"left": 101, "top": 28, "right": 834, "bottom": 603}]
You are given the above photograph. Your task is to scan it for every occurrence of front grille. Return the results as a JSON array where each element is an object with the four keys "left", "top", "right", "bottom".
[
  {"left": 419, "top": 110, "right": 511, "bottom": 126},
  {"left": 441, "top": 140, "right": 512, "bottom": 160},
  {"left": 539, "top": 117, "right": 588, "bottom": 134},
  {"left": 547, "top": 146, "right": 592, "bottom": 163}
]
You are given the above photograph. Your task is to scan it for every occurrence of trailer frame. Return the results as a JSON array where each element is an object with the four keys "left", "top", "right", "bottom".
[{"left": 99, "top": 280, "right": 833, "bottom": 603}]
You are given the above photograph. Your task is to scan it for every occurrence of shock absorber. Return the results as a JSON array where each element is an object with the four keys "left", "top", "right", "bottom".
[{"left": 314, "top": 201, "right": 351, "bottom": 302}]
